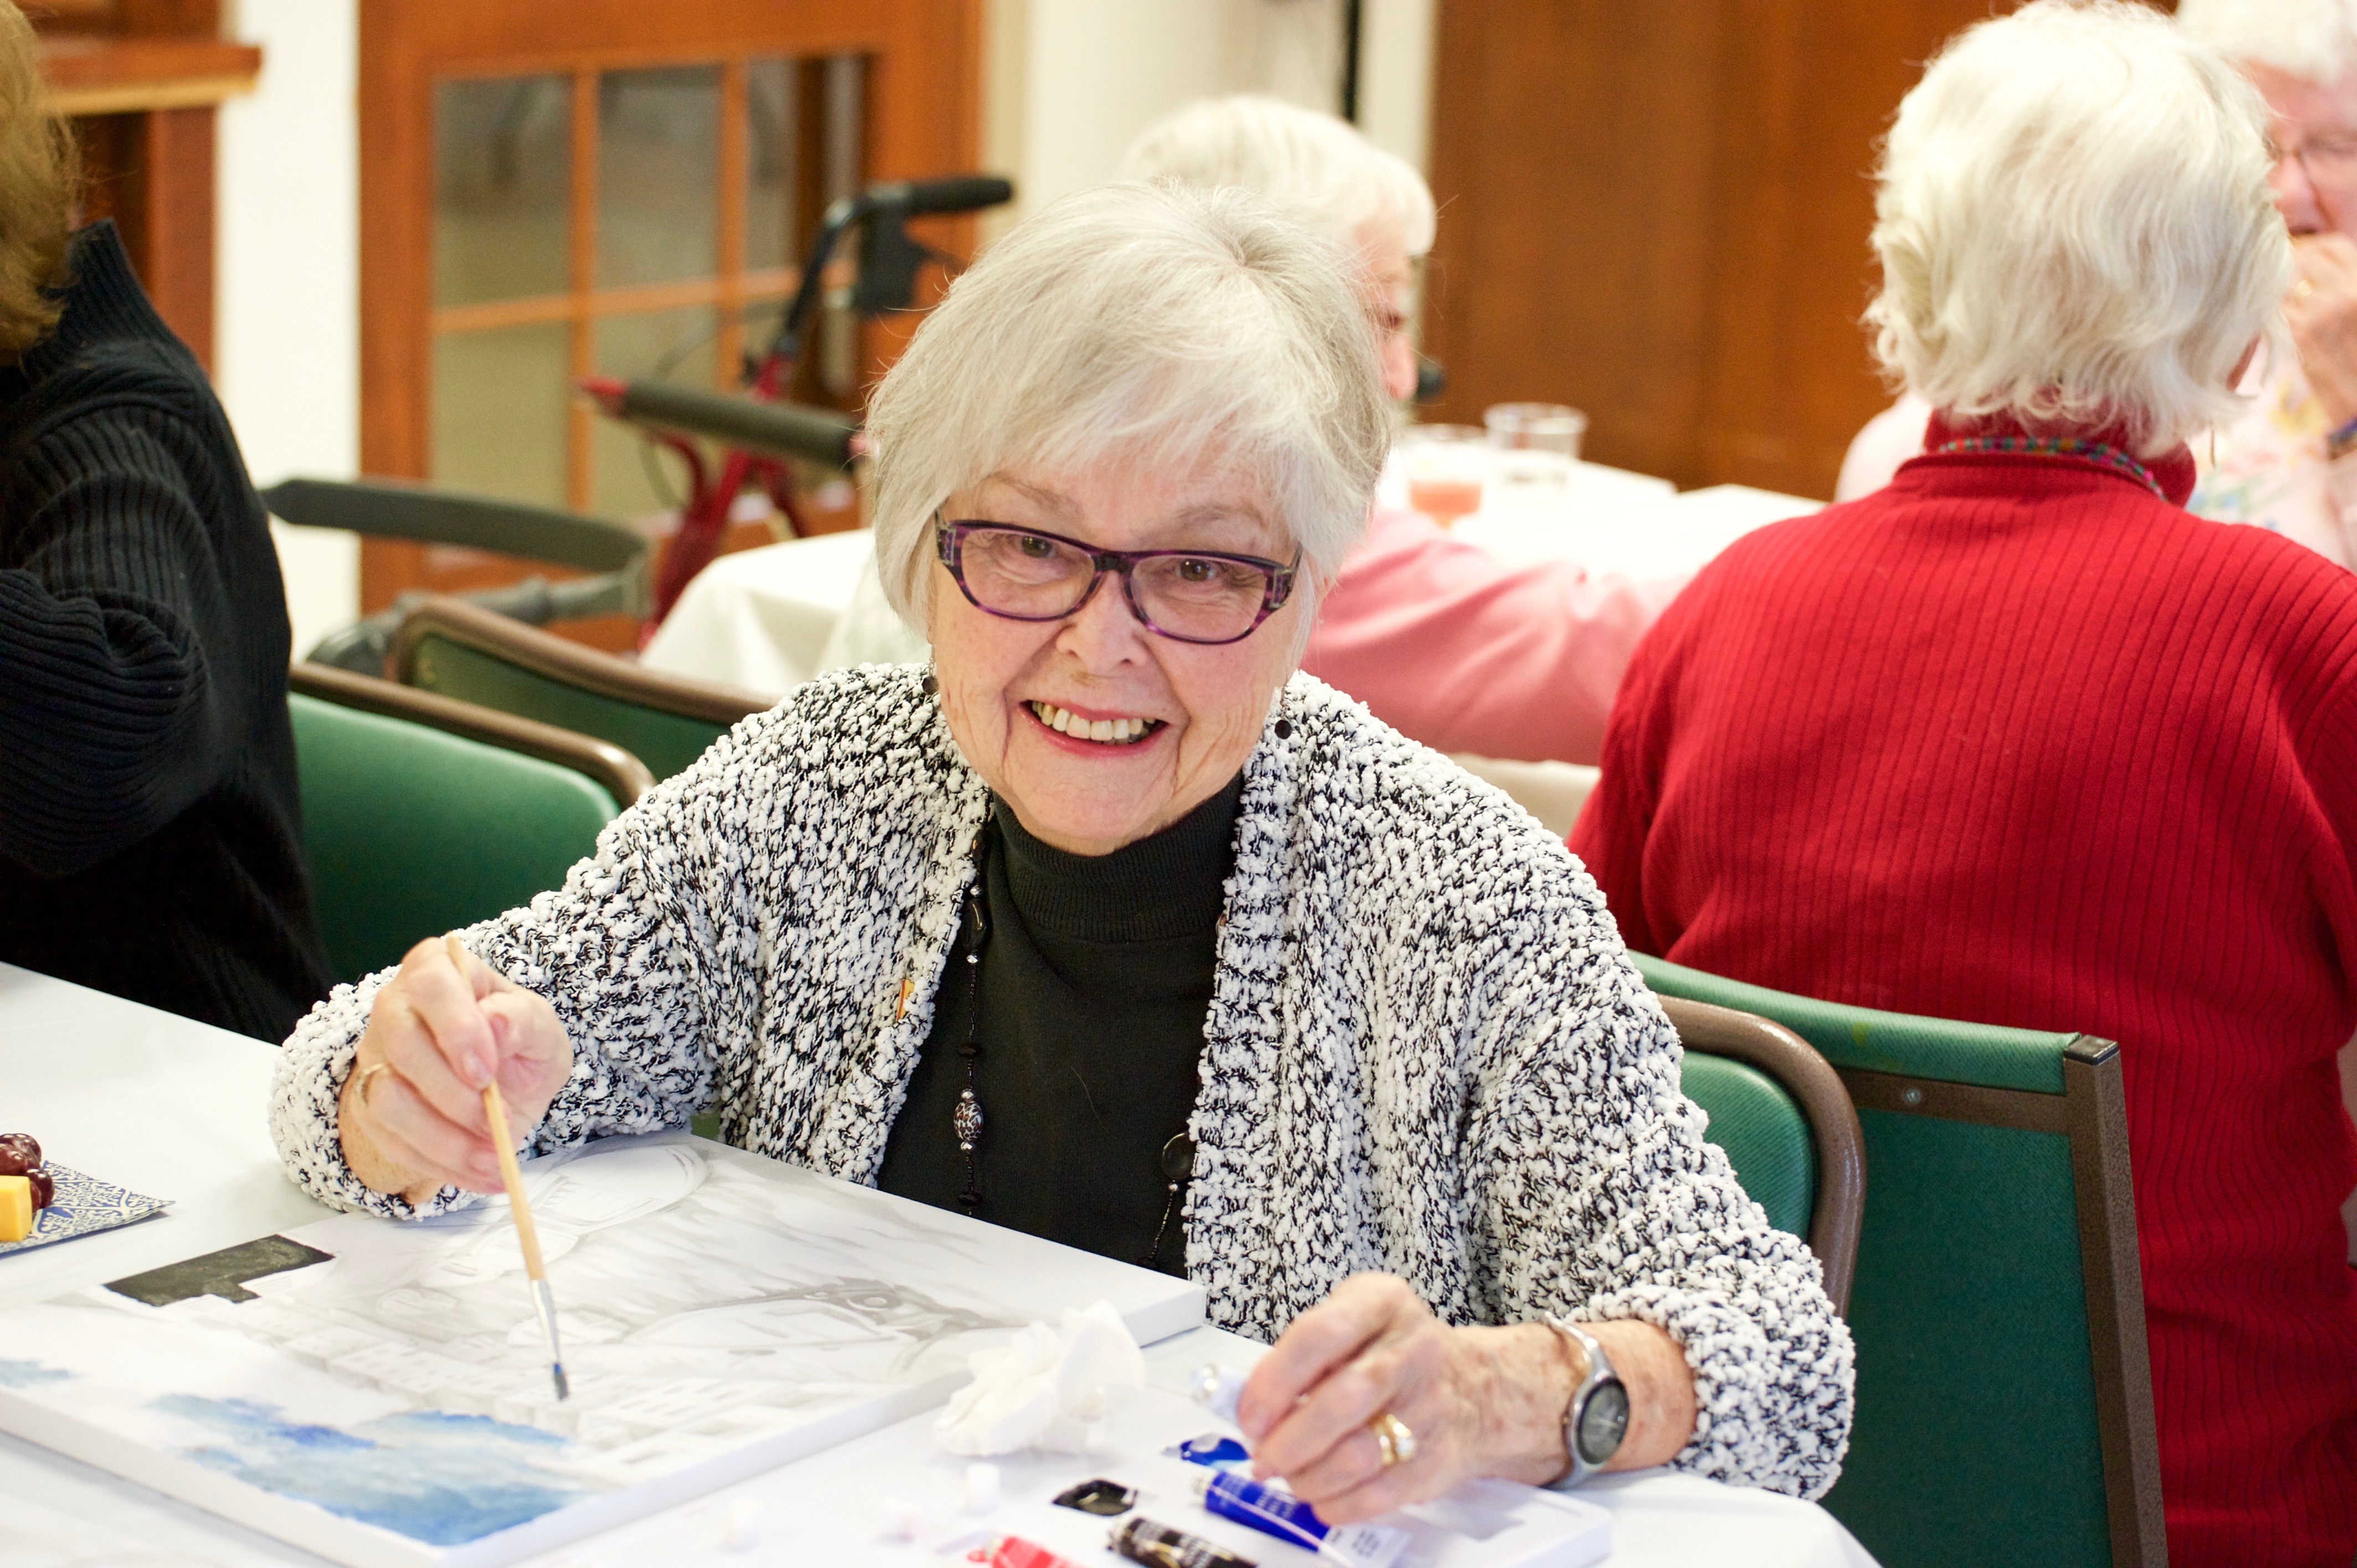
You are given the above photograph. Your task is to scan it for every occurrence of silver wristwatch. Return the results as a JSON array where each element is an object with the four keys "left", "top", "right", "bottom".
[{"left": 1542, "top": 1315, "right": 1631, "bottom": 1487}]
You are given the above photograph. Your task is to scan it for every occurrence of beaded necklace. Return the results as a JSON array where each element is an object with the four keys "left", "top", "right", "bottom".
[
  {"left": 1925, "top": 434, "right": 2166, "bottom": 500},
  {"left": 943, "top": 820, "right": 1197, "bottom": 1271}
]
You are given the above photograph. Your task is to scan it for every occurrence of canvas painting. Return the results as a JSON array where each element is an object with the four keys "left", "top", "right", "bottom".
[{"left": 0, "top": 1132, "right": 1205, "bottom": 1568}]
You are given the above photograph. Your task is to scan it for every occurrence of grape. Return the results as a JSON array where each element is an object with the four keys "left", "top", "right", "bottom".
[
  {"left": 0, "top": 1133, "right": 38, "bottom": 1177},
  {"left": 25, "top": 1168, "right": 51, "bottom": 1209}
]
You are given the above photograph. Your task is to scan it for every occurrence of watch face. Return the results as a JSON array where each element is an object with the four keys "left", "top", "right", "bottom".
[{"left": 1576, "top": 1379, "right": 1631, "bottom": 1464}]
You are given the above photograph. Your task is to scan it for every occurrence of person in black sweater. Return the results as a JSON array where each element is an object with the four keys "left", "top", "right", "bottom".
[{"left": 0, "top": 2, "right": 330, "bottom": 1039}]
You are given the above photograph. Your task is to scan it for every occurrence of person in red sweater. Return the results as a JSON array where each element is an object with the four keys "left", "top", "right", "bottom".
[{"left": 1571, "top": 4, "right": 2357, "bottom": 1564}]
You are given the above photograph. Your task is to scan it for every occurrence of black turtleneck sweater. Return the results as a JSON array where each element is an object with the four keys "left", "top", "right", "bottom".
[
  {"left": 877, "top": 775, "right": 1244, "bottom": 1275},
  {"left": 0, "top": 221, "right": 332, "bottom": 1040}
]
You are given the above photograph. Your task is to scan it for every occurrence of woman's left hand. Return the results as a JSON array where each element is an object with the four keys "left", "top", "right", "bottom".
[
  {"left": 1235, "top": 1273, "right": 1700, "bottom": 1524},
  {"left": 1233, "top": 1274, "right": 1568, "bottom": 1522}
]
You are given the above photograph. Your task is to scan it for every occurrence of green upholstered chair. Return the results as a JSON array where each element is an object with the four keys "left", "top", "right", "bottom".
[
  {"left": 289, "top": 663, "right": 653, "bottom": 983},
  {"left": 392, "top": 596, "right": 772, "bottom": 783},
  {"left": 1663, "top": 995, "right": 1865, "bottom": 1314},
  {"left": 1634, "top": 953, "right": 2163, "bottom": 1568}
]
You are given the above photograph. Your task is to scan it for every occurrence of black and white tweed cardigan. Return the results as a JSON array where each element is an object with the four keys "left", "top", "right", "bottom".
[{"left": 270, "top": 666, "right": 1854, "bottom": 1497}]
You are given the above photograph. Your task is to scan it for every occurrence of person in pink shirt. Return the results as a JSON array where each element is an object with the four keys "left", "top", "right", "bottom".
[{"left": 1121, "top": 98, "right": 1682, "bottom": 766}]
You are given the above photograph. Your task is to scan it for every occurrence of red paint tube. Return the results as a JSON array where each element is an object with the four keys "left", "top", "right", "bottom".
[{"left": 988, "top": 1536, "right": 1085, "bottom": 1568}]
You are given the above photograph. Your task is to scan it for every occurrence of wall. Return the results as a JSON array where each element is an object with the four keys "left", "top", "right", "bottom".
[
  {"left": 985, "top": 0, "right": 1433, "bottom": 224},
  {"left": 216, "top": 0, "right": 360, "bottom": 662}
]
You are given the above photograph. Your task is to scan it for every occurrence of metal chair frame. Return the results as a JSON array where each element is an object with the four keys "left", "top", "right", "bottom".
[
  {"left": 264, "top": 478, "right": 653, "bottom": 675},
  {"left": 1660, "top": 994, "right": 1866, "bottom": 1315}
]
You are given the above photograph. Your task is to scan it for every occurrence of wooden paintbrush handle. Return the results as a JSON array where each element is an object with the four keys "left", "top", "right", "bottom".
[{"left": 482, "top": 1079, "right": 548, "bottom": 1280}]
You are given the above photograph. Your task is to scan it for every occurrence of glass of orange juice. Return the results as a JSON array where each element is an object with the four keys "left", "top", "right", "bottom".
[{"left": 1398, "top": 424, "right": 1489, "bottom": 528}]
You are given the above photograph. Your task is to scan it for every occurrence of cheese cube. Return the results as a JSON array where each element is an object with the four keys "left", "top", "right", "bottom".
[{"left": 0, "top": 1174, "right": 29, "bottom": 1242}]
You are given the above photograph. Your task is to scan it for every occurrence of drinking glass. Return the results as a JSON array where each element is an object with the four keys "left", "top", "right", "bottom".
[
  {"left": 1485, "top": 403, "right": 1589, "bottom": 460},
  {"left": 1398, "top": 424, "right": 1489, "bottom": 528}
]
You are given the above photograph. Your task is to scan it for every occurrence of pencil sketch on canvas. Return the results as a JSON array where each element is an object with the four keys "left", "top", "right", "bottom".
[{"left": 0, "top": 1132, "right": 1205, "bottom": 1568}]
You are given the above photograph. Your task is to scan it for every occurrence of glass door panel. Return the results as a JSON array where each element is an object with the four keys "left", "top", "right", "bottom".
[
  {"left": 431, "top": 323, "right": 571, "bottom": 506},
  {"left": 596, "top": 66, "right": 721, "bottom": 291},
  {"left": 743, "top": 57, "right": 800, "bottom": 275},
  {"left": 434, "top": 76, "right": 570, "bottom": 308}
]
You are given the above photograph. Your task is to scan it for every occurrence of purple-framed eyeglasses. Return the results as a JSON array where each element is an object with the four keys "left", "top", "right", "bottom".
[{"left": 934, "top": 515, "right": 1299, "bottom": 646}]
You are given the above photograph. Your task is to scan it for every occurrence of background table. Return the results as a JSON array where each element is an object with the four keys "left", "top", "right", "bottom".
[{"left": 0, "top": 965, "right": 1877, "bottom": 1566}]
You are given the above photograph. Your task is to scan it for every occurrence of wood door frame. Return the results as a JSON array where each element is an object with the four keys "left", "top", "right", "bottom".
[{"left": 357, "top": 1, "right": 981, "bottom": 608}]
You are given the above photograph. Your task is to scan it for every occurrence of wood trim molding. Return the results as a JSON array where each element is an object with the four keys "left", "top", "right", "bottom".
[
  {"left": 2063, "top": 1041, "right": 2168, "bottom": 1567},
  {"left": 1660, "top": 994, "right": 1865, "bottom": 1316},
  {"left": 389, "top": 596, "right": 773, "bottom": 725},
  {"left": 40, "top": 35, "right": 260, "bottom": 115},
  {"left": 290, "top": 660, "right": 656, "bottom": 807}
]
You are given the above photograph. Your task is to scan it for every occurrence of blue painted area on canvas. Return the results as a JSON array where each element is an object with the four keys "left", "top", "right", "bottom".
[
  {"left": 0, "top": 1356, "right": 70, "bottom": 1388},
  {"left": 157, "top": 1394, "right": 592, "bottom": 1545}
]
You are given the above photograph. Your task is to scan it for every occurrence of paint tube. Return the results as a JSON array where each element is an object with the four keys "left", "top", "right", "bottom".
[
  {"left": 989, "top": 1535, "right": 1084, "bottom": 1568},
  {"left": 1195, "top": 1471, "right": 1409, "bottom": 1568},
  {"left": 1108, "top": 1515, "right": 1260, "bottom": 1568}
]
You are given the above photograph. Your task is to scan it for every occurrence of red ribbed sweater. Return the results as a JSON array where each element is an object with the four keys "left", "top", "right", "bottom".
[{"left": 1569, "top": 439, "right": 2357, "bottom": 1568}]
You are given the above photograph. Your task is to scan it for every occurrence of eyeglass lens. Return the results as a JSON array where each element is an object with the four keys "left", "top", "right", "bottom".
[
  {"left": 957, "top": 528, "right": 1273, "bottom": 642},
  {"left": 2277, "top": 129, "right": 2357, "bottom": 183}
]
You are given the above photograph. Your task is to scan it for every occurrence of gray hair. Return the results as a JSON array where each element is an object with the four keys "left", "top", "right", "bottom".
[
  {"left": 2179, "top": 0, "right": 2357, "bottom": 85},
  {"left": 1866, "top": 0, "right": 2291, "bottom": 456},
  {"left": 1118, "top": 95, "right": 1437, "bottom": 257},
  {"left": 865, "top": 180, "right": 1390, "bottom": 633}
]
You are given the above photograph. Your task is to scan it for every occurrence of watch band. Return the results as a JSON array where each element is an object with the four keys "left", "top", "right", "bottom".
[{"left": 1542, "top": 1314, "right": 1631, "bottom": 1487}]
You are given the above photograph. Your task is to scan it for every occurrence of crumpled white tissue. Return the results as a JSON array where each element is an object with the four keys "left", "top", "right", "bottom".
[{"left": 934, "top": 1299, "right": 1145, "bottom": 1456}]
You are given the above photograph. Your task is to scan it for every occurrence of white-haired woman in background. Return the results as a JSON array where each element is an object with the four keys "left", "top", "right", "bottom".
[
  {"left": 1573, "top": 5, "right": 2357, "bottom": 1563},
  {"left": 1841, "top": 0, "right": 2357, "bottom": 575},
  {"left": 819, "top": 96, "right": 1683, "bottom": 768},
  {"left": 271, "top": 182, "right": 1852, "bottom": 1517}
]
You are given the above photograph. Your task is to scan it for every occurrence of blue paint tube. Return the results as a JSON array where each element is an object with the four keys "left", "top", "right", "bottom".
[{"left": 1195, "top": 1471, "right": 1409, "bottom": 1568}]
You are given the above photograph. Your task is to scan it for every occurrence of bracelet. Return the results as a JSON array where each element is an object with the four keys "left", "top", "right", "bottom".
[{"left": 2325, "top": 414, "right": 2357, "bottom": 462}]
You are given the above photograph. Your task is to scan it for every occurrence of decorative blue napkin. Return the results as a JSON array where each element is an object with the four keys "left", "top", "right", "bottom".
[{"left": 0, "top": 1163, "right": 171, "bottom": 1256}]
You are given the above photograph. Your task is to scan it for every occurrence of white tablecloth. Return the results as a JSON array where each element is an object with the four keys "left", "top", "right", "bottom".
[{"left": 0, "top": 966, "right": 1876, "bottom": 1567}]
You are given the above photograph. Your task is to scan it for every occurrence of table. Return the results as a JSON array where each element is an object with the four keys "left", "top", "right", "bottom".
[{"left": 0, "top": 965, "right": 1877, "bottom": 1567}]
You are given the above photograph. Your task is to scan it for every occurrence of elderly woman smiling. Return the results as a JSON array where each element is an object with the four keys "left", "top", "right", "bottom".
[{"left": 271, "top": 183, "right": 1852, "bottom": 1516}]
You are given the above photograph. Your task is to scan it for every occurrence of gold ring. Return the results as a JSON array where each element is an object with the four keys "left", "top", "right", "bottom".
[
  {"left": 353, "top": 1061, "right": 392, "bottom": 1108},
  {"left": 1368, "top": 1411, "right": 1417, "bottom": 1467}
]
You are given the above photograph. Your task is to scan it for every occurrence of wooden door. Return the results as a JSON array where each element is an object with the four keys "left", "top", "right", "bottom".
[
  {"left": 357, "top": 1, "right": 982, "bottom": 646},
  {"left": 1420, "top": 1, "right": 2036, "bottom": 499}
]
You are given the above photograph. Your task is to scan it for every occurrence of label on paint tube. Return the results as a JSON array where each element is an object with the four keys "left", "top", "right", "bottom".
[{"left": 1198, "top": 1471, "right": 1410, "bottom": 1568}]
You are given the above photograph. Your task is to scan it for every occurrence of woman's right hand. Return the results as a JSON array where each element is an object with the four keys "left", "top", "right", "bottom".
[{"left": 337, "top": 935, "right": 573, "bottom": 1204}]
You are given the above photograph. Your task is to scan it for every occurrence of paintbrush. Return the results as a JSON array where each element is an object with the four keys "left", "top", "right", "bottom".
[{"left": 452, "top": 935, "right": 569, "bottom": 1401}]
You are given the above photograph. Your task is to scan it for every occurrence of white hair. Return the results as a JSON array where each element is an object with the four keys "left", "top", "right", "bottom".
[
  {"left": 2179, "top": 0, "right": 2357, "bottom": 85},
  {"left": 864, "top": 181, "right": 1390, "bottom": 634},
  {"left": 1866, "top": 0, "right": 2291, "bottom": 456},
  {"left": 1118, "top": 95, "right": 1437, "bottom": 257}
]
